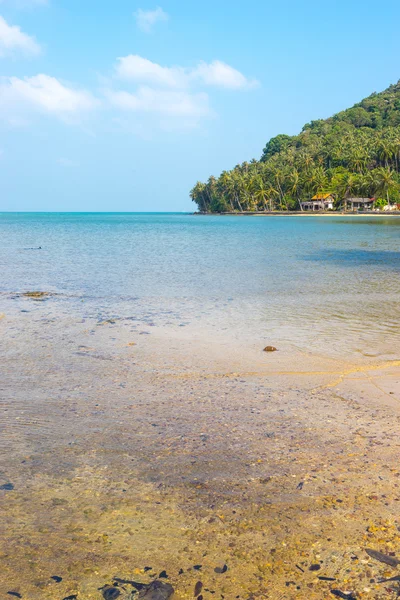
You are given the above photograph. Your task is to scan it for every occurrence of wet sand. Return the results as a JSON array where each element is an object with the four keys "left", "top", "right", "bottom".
[{"left": 1, "top": 299, "right": 400, "bottom": 599}]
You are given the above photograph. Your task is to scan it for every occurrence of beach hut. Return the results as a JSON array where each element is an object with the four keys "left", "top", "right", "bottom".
[
  {"left": 346, "top": 198, "right": 374, "bottom": 211},
  {"left": 300, "top": 193, "right": 334, "bottom": 211}
]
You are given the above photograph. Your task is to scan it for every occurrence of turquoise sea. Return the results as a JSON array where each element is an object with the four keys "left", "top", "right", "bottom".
[{"left": 1, "top": 212, "right": 400, "bottom": 359}]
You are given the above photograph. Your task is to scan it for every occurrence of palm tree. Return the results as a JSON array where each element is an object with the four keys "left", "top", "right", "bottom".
[
  {"left": 218, "top": 171, "right": 235, "bottom": 211},
  {"left": 333, "top": 171, "right": 359, "bottom": 210},
  {"left": 289, "top": 168, "right": 302, "bottom": 210},
  {"left": 190, "top": 182, "right": 208, "bottom": 212},
  {"left": 370, "top": 167, "right": 396, "bottom": 208},
  {"left": 251, "top": 176, "right": 270, "bottom": 211},
  {"left": 376, "top": 138, "right": 394, "bottom": 168}
]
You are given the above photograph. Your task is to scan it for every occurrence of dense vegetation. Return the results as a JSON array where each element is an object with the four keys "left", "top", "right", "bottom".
[{"left": 190, "top": 81, "right": 400, "bottom": 212}]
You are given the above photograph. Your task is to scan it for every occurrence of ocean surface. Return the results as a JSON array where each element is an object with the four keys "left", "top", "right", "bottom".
[{"left": 1, "top": 212, "right": 400, "bottom": 359}]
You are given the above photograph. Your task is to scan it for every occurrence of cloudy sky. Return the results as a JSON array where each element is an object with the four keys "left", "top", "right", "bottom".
[{"left": 1, "top": 0, "right": 400, "bottom": 211}]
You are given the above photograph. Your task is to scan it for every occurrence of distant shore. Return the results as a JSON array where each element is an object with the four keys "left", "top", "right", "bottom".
[{"left": 195, "top": 210, "right": 400, "bottom": 217}]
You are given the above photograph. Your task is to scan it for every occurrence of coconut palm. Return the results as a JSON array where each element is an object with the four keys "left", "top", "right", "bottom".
[{"left": 370, "top": 167, "right": 396, "bottom": 207}]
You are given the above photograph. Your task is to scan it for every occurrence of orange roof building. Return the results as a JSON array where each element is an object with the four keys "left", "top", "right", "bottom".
[{"left": 301, "top": 193, "right": 334, "bottom": 211}]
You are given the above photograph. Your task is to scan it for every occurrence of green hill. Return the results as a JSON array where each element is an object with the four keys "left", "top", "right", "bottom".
[{"left": 190, "top": 81, "right": 400, "bottom": 212}]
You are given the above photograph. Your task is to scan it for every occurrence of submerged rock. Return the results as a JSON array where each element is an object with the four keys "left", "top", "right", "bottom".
[
  {"left": 0, "top": 483, "right": 14, "bottom": 491},
  {"left": 214, "top": 564, "right": 228, "bottom": 574},
  {"left": 138, "top": 580, "right": 174, "bottom": 600},
  {"left": 194, "top": 581, "right": 203, "bottom": 597},
  {"left": 102, "top": 587, "right": 121, "bottom": 600},
  {"left": 330, "top": 591, "right": 356, "bottom": 599},
  {"left": 365, "top": 548, "right": 400, "bottom": 567},
  {"left": 22, "top": 291, "right": 50, "bottom": 299},
  {"left": 263, "top": 346, "right": 277, "bottom": 352}
]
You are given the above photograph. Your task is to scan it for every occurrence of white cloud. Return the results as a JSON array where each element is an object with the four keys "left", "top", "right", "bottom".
[
  {"left": 0, "top": 15, "right": 41, "bottom": 56},
  {"left": 134, "top": 7, "right": 168, "bottom": 33},
  {"left": 114, "top": 55, "right": 258, "bottom": 90},
  {"left": 108, "top": 54, "right": 258, "bottom": 130},
  {"left": 192, "top": 60, "right": 259, "bottom": 90},
  {"left": 0, "top": 74, "right": 99, "bottom": 119},
  {"left": 116, "top": 55, "right": 185, "bottom": 88},
  {"left": 105, "top": 86, "right": 210, "bottom": 118}
]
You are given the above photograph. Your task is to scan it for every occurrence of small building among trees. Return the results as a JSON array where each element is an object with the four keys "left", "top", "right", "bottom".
[
  {"left": 300, "top": 193, "right": 334, "bottom": 211},
  {"left": 346, "top": 198, "right": 375, "bottom": 211}
]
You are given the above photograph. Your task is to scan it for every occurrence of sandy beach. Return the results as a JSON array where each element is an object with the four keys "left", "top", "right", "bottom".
[
  {"left": 198, "top": 212, "right": 400, "bottom": 218},
  {"left": 2, "top": 300, "right": 400, "bottom": 600}
]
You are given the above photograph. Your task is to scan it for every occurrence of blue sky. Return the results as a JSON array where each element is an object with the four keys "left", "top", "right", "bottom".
[{"left": 1, "top": 0, "right": 400, "bottom": 211}]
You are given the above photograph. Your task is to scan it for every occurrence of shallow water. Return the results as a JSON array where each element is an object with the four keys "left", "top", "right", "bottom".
[
  {"left": 1, "top": 213, "right": 400, "bottom": 599},
  {"left": 1, "top": 212, "right": 400, "bottom": 359}
]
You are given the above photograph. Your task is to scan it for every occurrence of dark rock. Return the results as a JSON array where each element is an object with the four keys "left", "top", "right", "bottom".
[
  {"left": 194, "top": 581, "right": 203, "bottom": 596},
  {"left": 0, "top": 483, "right": 14, "bottom": 491},
  {"left": 138, "top": 580, "right": 174, "bottom": 600},
  {"left": 102, "top": 587, "right": 120, "bottom": 600},
  {"left": 113, "top": 579, "right": 145, "bottom": 591},
  {"left": 330, "top": 591, "right": 356, "bottom": 599},
  {"left": 309, "top": 564, "right": 321, "bottom": 571},
  {"left": 193, "top": 565, "right": 202, "bottom": 571},
  {"left": 7, "top": 593, "right": 22, "bottom": 599},
  {"left": 365, "top": 548, "right": 400, "bottom": 567},
  {"left": 63, "top": 596, "right": 78, "bottom": 600},
  {"left": 158, "top": 571, "right": 168, "bottom": 579},
  {"left": 214, "top": 565, "right": 228, "bottom": 574},
  {"left": 51, "top": 576, "right": 63, "bottom": 583}
]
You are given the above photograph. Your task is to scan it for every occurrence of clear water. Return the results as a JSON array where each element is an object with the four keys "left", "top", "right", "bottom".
[{"left": 1, "top": 212, "right": 400, "bottom": 359}]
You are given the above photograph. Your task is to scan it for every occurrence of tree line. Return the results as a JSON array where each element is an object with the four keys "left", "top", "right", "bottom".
[{"left": 190, "top": 81, "right": 400, "bottom": 212}]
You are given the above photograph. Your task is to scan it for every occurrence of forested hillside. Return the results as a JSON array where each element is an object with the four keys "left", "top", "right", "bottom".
[{"left": 190, "top": 81, "right": 400, "bottom": 212}]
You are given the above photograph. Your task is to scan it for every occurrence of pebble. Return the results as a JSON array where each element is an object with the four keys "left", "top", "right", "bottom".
[
  {"left": 0, "top": 483, "right": 14, "bottom": 491},
  {"left": 214, "top": 565, "right": 228, "bottom": 574},
  {"left": 194, "top": 581, "right": 203, "bottom": 596}
]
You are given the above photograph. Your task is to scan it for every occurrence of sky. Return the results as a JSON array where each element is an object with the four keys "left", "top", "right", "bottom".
[{"left": 1, "top": 0, "right": 400, "bottom": 212}]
